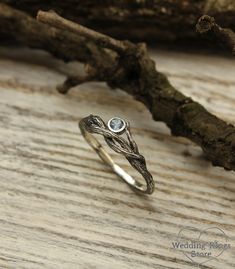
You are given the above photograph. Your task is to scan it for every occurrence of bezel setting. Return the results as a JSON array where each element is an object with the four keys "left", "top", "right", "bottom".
[{"left": 108, "top": 117, "right": 126, "bottom": 133}]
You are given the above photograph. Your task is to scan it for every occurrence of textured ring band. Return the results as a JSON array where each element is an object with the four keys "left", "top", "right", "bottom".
[{"left": 79, "top": 115, "right": 155, "bottom": 194}]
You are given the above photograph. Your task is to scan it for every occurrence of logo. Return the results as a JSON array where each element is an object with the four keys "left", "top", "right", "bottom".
[{"left": 171, "top": 227, "right": 231, "bottom": 265}]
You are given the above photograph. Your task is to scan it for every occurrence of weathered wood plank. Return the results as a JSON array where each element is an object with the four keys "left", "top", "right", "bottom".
[{"left": 0, "top": 47, "right": 234, "bottom": 269}]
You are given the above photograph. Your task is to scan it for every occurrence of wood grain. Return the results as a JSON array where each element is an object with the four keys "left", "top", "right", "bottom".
[{"left": 0, "top": 47, "right": 234, "bottom": 269}]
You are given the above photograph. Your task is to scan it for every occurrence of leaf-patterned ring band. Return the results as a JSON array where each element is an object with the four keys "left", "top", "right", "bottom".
[{"left": 79, "top": 115, "right": 155, "bottom": 194}]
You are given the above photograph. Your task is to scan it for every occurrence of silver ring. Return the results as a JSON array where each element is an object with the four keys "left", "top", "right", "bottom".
[{"left": 79, "top": 115, "right": 155, "bottom": 194}]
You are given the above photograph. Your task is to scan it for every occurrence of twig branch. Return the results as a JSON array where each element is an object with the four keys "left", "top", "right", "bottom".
[
  {"left": 0, "top": 4, "right": 235, "bottom": 171},
  {"left": 57, "top": 74, "right": 97, "bottom": 94},
  {"left": 37, "top": 10, "right": 128, "bottom": 54},
  {"left": 3, "top": 0, "right": 235, "bottom": 43},
  {"left": 196, "top": 15, "right": 235, "bottom": 55}
]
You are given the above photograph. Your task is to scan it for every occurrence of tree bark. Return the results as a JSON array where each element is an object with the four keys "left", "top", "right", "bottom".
[{"left": 2, "top": 0, "right": 235, "bottom": 42}]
